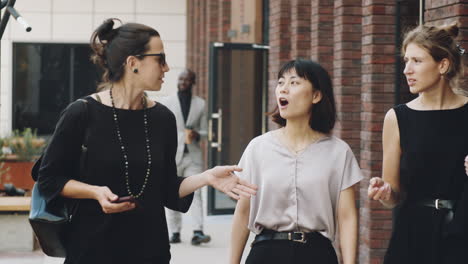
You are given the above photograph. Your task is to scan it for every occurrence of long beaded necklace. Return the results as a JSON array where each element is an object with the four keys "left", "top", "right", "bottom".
[{"left": 110, "top": 87, "right": 151, "bottom": 198}]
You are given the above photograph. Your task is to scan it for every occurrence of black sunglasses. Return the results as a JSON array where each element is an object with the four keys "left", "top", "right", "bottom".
[{"left": 135, "top": 53, "right": 166, "bottom": 66}]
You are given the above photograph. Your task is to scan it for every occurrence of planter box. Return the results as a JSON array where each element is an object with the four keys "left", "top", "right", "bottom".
[{"left": 0, "top": 161, "right": 35, "bottom": 190}]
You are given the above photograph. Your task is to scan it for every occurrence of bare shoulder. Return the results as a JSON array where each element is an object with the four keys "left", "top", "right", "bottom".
[
  {"left": 383, "top": 108, "right": 400, "bottom": 141},
  {"left": 384, "top": 108, "right": 397, "bottom": 124}
]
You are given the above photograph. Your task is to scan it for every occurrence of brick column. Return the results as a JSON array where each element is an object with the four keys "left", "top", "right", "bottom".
[
  {"left": 290, "top": 0, "right": 311, "bottom": 59},
  {"left": 360, "top": 1, "right": 396, "bottom": 263},
  {"left": 187, "top": 0, "right": 202, "bottom": 82},
  {"left": 218, "top": 0, "right": 231, "bottom": 42},
  {"left": 333, "top": 0, "right": 362, "bottom": 159},
  {"left": 188, "top": 0, "right": 206, "bottom": 97},
  {"left": 187, "top": 0, "right": 231, "bottom": 98},
  {"left": 186, "top": 0, "right": 194, "bottom": 71},
  {"left": 425, "top": 0, "right": 468, "bottom": 28},
  {"left": 311, "top": 0, "right": 334, "bottom": 73},
  {"left": 267, "top": 0, "right": 291, "bottom": 130},
  {"left": 187, "top": 0, "right": 194, "bottom": 72},
  {"left": 333, "top": 4, "right": 362, "bottom": 261},
  {"left": 197, "top": 0, "right": 219, "bottom": 99},
  {"left": 425, "top": 0, "right": 468, "bottom": 95},
  {"left": 197, "top": 0, "right": 208, "bottom": 98}
]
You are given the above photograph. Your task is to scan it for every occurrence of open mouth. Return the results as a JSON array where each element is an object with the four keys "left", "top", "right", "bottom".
[
  {"left": 279, "top": 98, "right": 289, "bottom": 107},
  {"left": 407, "top": 78, "right": 416, "bottom": 86}
]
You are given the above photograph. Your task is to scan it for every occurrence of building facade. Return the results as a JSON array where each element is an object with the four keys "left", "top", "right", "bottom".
[
  {"left": 0, "top": 0, "right": 187, "bottom": 136},
  {"left": 186, "top": 0, "right": 468, "bottom": 263}
]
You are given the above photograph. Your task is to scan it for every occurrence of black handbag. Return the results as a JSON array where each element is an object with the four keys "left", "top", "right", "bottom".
[{"left": 29, "top": 98, "right": 90, "bottom": 257}]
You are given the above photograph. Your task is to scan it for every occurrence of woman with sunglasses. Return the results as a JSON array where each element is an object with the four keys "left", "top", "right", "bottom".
[{"left": 36, "top": 18, "right": 257, "bottom": 264}]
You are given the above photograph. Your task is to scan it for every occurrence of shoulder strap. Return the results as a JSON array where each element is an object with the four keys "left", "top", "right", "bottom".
[
  {"left": 32, "top": 98, "right": 91, "bottom": 181},
  {"left": 76, "top": 98, "right": 90, "bottom": 149},
  {"left": 76, "top": 98, "right": 91, "bottom": 180}
]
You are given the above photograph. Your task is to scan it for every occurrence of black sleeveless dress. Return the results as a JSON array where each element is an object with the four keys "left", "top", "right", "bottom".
[{"left": 384, "top": 103, "right": 468, "bottom": 264}]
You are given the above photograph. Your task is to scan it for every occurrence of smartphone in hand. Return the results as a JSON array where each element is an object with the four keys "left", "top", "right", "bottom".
[{"left": 113, "top": 196, "right": 136, "bottom": 203}]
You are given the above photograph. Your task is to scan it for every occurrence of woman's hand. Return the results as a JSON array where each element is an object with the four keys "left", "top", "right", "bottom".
[
  {"left": 205, "top": 166, "right": 257, "bottom": 200},
  {"left": 368, "top": 177, "right": 392, "bottom": 201},
  {"left": 93, "top": 186, "right": 136, "bottom": 214},
  {"left": 465, "top": 155, "right": 468, "bottom": 176}
]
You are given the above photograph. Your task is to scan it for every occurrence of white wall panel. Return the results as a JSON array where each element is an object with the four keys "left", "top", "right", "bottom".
[{"left": 52, "top": 0, "right": 93, "bottom": 13}]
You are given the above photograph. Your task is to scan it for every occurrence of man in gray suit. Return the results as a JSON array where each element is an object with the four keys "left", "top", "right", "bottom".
[{"left": 160, "top": 69, "right": 211, "bottom": 245}]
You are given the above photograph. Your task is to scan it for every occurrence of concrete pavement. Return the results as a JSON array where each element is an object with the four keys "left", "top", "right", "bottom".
[{"left": 0, "top": 215, "right": 254, "bottom": 264}]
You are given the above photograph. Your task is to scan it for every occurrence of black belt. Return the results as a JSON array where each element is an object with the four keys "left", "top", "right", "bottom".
[
  {"left": 251, "top": 230, "right": 321, "bottom": 247},
  {"left": 413, "top": 199, "right": 456, "bottom": 210}
]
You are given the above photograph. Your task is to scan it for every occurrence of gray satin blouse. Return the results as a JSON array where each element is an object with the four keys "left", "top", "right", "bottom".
[{"left": 236, "top": 131, "right": 363, "bottom": 241}]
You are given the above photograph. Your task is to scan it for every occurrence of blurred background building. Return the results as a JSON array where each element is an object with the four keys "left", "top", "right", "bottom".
[
  {"left": 1, "top": 1, "right": 467, "bottom": 263},
  {"left": 0, "top": 0, "right": 188, "bottom": 137},
  {"left": 184, "top": 0, "right": 467, "bottom": 263}
]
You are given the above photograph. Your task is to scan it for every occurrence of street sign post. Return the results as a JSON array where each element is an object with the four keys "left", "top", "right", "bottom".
[{"left": 0, "top": 0, "right": 32, "bottom": 111}]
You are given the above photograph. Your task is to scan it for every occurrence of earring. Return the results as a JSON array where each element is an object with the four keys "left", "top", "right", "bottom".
[{"left": 133, "top": 68, "right": 138, "bottom": 73}]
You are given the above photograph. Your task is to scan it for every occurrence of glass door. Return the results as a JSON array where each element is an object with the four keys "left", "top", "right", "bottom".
[{"left": 207, "top": 43, "right": 268, "bottom": 215}]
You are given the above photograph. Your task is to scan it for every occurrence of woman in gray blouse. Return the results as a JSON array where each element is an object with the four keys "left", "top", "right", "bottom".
[{"left": 230, "top": 59, "right": 363, "bottom": 264}]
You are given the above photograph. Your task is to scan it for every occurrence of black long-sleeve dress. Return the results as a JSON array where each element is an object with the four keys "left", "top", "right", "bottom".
[
  {"left": 37, "top": 96, "right": 193, "bottom": 264},
  {"left": 384, "top": 103, "right": 468, "bottom": 264}
]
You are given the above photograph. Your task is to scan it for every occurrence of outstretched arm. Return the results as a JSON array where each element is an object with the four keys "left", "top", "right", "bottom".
[
  {"left": 368, "top": 109, "right": 402, "bottom": 208},
  {"left": 178, "top": 166, "right": 257, "bottom": 200}
]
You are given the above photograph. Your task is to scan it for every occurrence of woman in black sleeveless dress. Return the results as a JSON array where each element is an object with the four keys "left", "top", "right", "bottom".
[{"left": 368, "top": 23, "right": 468, "bottom": 264}]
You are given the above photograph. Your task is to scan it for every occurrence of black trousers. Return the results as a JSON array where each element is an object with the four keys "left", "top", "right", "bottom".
[{"left": 246, "top": 232, "right": 338, "bottom": 264}]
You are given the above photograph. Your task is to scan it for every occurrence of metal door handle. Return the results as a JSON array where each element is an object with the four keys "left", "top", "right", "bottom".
[
  {"left": 209, "top": 109, "right": 222, "bottom": 152},
  {"left": 208, "top": 119, "right": 213, "bottom": 142}
]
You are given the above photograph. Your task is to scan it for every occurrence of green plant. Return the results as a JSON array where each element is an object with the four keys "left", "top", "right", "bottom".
[{"left": 5, "top": 128, "right": 45, "bottom": 161}]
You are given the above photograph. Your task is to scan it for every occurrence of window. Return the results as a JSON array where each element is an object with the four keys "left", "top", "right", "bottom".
[{"left": 13, "top": 43, "right": 101, "bottom": 135}]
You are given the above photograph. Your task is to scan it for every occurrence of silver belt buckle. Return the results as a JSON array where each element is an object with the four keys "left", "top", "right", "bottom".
[
  {"left": 289, "top": 231, "right": 307, "bottom": 243},
  {"left": 435, "top": 199, "right": 440, "bottom": 210}
]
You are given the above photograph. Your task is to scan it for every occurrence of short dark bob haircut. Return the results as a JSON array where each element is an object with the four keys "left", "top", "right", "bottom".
[{"left": 271, "top": 59, "right": 336, "bottom": 134}]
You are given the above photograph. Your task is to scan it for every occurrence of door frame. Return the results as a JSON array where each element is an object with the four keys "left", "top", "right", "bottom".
[{"left": 207, "top": 42, "right": 269, "bottom": 215}]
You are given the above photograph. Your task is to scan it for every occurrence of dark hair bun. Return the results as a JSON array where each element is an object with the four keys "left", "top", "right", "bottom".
[
  {"left": 443, "top": 22, "right": 459, "bottom": 38},
  {"left": 90, "top": 19, "right": 160, "bottom": 86},
  {"left": 96, "top": 18, "right": 121, "bottom": 43},
  {"left": 90, "top": 19, "right": 120, "bottom": 70}
]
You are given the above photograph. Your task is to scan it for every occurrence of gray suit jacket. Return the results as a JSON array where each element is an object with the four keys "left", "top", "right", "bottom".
[{"left": 159, "top": 94, "right": 207, "bottom": 166}]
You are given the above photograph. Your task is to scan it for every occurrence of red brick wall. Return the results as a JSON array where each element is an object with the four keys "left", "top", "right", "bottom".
[
  {"left": 187, "top": 0, "right": 231, "bottom": 100},
  {"left": 185, "top": 1, "right": 197, "bottom": 79},
  {"left": 311, "top": 0, "right": 334, "bottom": 73},
  {"left": 425, "top": 0, "right": 468, "bottom": 95},
  {"left": 186, "top": 0, "right": 204, "bottom": 96},
  {"left": 218, "top": 0, "right": 231, "bottom": 42},
  {"left": 290, "top": 0, "right": 311, "bottom": 59},
  {"left": 267, "top": 0, "right": 291, "bottom": 130},
  {"left": 333, "top": 2, "right": 362, "bottom": 260},
  {"left": 185, "top": 1, "right": 468, "bottom": 263},
  {"left": 199, "top": 0, "right": 207, "bottom": 99},
  {"left": 333, "top": 0, "right": 362, "bottom": 160},
  {"left": 360, "top": 1, "right": 396, "bottom": 263}
]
